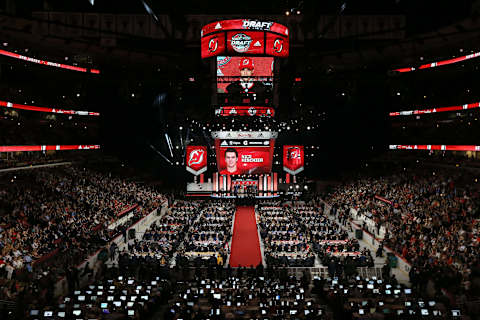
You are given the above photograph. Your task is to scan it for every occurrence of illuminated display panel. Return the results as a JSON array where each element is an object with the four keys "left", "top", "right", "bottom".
[
  {"left": 215, "top": 138, "right": 275, "bottom": 175},
  {"left": 216, "top": 56, "right": 273, "bottom": 94},
  {"left": 200, "top": 19, "right": 289, "bottom": 59}
]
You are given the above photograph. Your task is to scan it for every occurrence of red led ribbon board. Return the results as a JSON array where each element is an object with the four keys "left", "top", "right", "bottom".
[
  {"left": 201, "top": 19, "right": 289, "bottom": 58},
  {"left": 215, "top": 139, "right": 274, "bottom": 175},
  {"left": 0, "top": 145, "right": 100, "bottom": 152},
  {"left": 389, "top": 145, "right": 480, "bottom": 151},
  {"left": 393, "top": 52, "right": 480, "bottom": 73},
  {"left": 216, "top": 106, "right": 275, "bottom": 117},
  {"left": 389, "top": 102, "right": 480, "bottom": 117},
  {"left": 283, "top": 145, "right": 304, "bottom": 175},
  {"left": 0, "top": 100, "right": 100, "bottom": 116},
  {"left": 186, "top": 146, "right": 208, "bottom": 175},
  {"left": 0, "top": 49, "right": 100, "bottom": 74}
]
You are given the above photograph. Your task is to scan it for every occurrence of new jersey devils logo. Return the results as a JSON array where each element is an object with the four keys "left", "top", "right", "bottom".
[
  {"left": 288, "top": 147, "right": 301, "bottom": 159},
  {"left": 273, "top": 38, "right": 284, "bottom": 53},
  {"left": 208, "top": 37, "right": 218, "bottom": 53},
  {"left": 188, "top": 149, "right": 205, "bottom": 166}
]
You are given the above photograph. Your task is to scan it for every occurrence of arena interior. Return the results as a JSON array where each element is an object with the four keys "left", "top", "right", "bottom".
[{"left": 1, "top": 0, "right": 480, "bottom": 319}]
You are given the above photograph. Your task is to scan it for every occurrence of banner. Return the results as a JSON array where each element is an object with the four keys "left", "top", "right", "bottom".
[
  {"left": 283, "top": 145, "right": 304, "bottom": 175},
  {"left": 186, "top": 145, "right": 207, "bottom": 175}
]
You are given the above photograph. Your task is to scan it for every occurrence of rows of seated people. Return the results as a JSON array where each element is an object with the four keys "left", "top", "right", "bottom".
[
  {"left": 257, "top": 202, "right": 315, "bottom": 267},
  {"left": 290, "top": 204, "right": 375, "bottom": 270},
  {"left": 325, "top": 167, "right": 480, "bottom": 300},
  {"left": 25, "top": 272, "right": 170, "bottom": 320},
  {"left": 167, "top": 268, "right": 325, "bottom": 319},
  {"left": 121, "top": 201, "right": 199, "bottom": 270},
  {"left": 317, "top": 275, "right": 466, "bottom": 319},
  {"left": 176, "top": 200, "right": 235, "bottom": 267},
  {"left": 0, "top": 166, "right": 166, "bottom": 301}
]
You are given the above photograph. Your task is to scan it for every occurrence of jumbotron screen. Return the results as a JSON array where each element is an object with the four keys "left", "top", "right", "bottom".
[
  {"left": 215, "top": 139, "right": 275, "bottom": 175},
  {"left": 217, "top": 56, "right": 274, "bottom": 93}
]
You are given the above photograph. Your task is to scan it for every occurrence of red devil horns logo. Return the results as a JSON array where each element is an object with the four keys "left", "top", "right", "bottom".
[
  {"left": 188, "top": 149, "right": 205, "bottom": 166},
  {"left": 208, "top": 37, "right": 218, "bottom": 52},
  {"left": 273, "top": 38, "right": 284, "bottom": 53}
]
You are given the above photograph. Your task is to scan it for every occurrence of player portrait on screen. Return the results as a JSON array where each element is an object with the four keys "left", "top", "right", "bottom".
[
  {"left": 225, "top": 57, "right": 267, "bottom": 97},
  {"left": 220, "top": 148, "right": 242, "bottom": 175}
]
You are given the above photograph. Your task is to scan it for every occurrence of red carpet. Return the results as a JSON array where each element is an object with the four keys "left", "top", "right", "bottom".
[{"left": 229, "top": 206, "right": 262, "bottom": 267}]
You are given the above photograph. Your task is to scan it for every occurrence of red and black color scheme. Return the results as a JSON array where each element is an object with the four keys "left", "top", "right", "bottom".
[
  {"left": 185, "top": 146, "right": 208, "bottom": 175},
  {"left": 215, "top": 106, "right": 275, "bottom": 117},
  {"left": 201, "top": 19, "right": 289, "bottom": 58},
  {"left": 283, "top": 145, "right": 305, "bottom": 175}
]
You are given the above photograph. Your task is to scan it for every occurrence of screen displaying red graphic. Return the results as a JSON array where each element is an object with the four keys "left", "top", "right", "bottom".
[
  {"left": 226, "top": 31, "right": 264, "bottom": 55},
  {"left": 283, "top": 145, "right": 305, "bottom": 175},
  {"left": 0, "top": 100, "right": 100, "bottom": 116},
  {"left": 266, "top": 34, "right": 289, "bottom": 57},
  {"left": 215, "top": 139, "right": 274, "bottom": 175},
  {"left": 215, "top": 106, "right": 275, "bottom": 117},
  {"left": 201, "top": 34, "right": 226, "bottom": 59},
  {"left": 389, "top": 144, "right": 480, "bottom": 151},
  {"left": 389, "top": 102, "right": 480, "bottom": 117},
  {"left": 186, "top": 145, "right": 208, "bottom": 175},
  {"left": 0, "top": 145, "right": 100, "bottom": 152},
  {"left": 0, "top": 49, "right": 100, "bottom": 74},
  {"left": 217, "top": 56, "right": 273, "bottom": 93},
  {"left": 200, "top": 19, "right": 289, "bottom": 58},
  {"left": 202, "top": 19, "right": 289, "bottom": 37}
]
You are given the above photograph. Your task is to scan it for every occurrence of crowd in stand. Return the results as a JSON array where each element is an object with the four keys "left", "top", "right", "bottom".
[
  {"left": 0, "top": 165, "right": 166, "bottom": 302},
  {"left": 325, "top": 169, "right": 480, "bottom": 299}
]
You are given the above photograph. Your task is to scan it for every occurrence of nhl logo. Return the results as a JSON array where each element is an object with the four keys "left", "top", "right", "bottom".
[
  {"left": 231, "top": 33, "right": 252, "bottom": 53},
  {"left": 248, "top": 107, "right": 257, "bottom": 116}
]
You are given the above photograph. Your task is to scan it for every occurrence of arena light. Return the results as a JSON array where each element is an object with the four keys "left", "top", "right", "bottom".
[
  {"left": 393, "top": 51, "right": 480, "bottom": 73},
  {"left": 389, "top": 144, "right": 480, "bottom": 151},
  {"left": 0, "top": 100, "right": 100, "bottom": 116},
  {"left": 0, "top": 49, "right": 100, "bottom": 74},
  {"left": 389, "top": 101, "right": 480, "bottom": 117},
  {"left": 0, "top": 145, "right": 100, "bottom": 152}
]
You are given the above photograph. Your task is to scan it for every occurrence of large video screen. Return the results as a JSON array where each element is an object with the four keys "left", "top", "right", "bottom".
[
  {"left": 215, "top": 139, "right": 275, "bottom": 175},
  {"left": 217, "top": 56, "right": 274, "bottom": 93}
]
